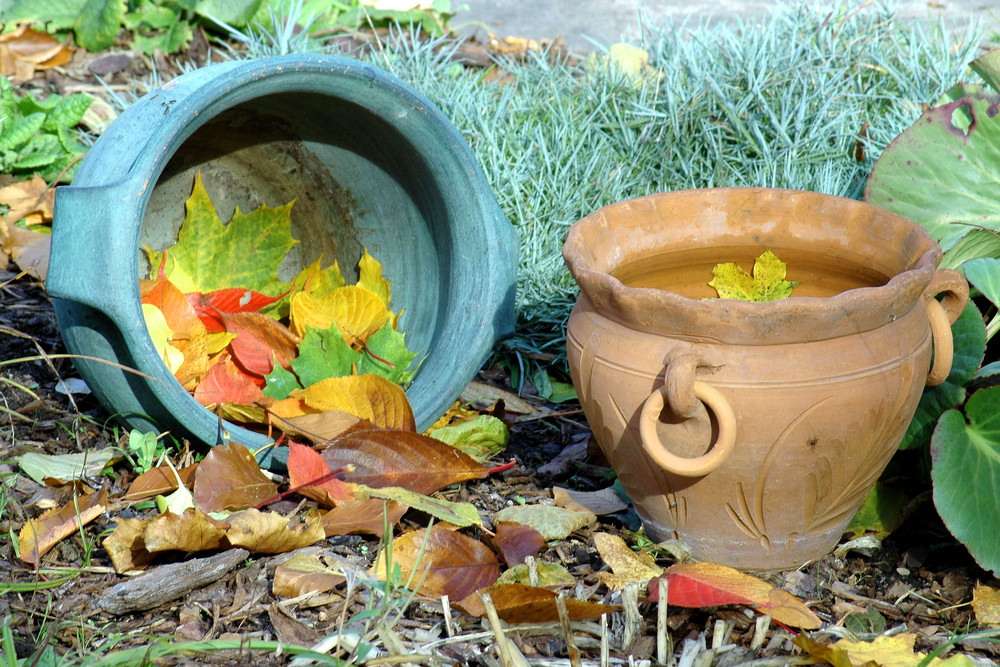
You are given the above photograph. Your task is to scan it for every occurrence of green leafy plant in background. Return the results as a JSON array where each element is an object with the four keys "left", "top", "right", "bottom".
[
  {"left": 0, "top": 76, "right": 91, "bottom": 182},
  {"left": 0, "top": 0, "right": 453, "bottom": 55},
  {"left": 864, "top": 48, "right": 1000, "bottom": 574}
]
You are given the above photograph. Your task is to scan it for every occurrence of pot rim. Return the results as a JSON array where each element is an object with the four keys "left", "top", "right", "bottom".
[{"left": 563, "top": 187, "right": 944, "bottom": 345}]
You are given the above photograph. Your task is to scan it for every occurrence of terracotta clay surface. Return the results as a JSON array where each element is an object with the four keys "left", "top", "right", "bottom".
[{"left": 563, "top": 188, "right": 967, "bottom": 570}]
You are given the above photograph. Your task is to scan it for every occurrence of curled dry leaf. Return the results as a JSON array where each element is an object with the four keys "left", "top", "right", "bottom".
[
  {"left": 224, "top": 508, "right": 325, "bottom": 554},
  {"left": 273, "top": 552, "right": 347, "bottom": 598},
  {"left": 18, "top": 485, "right": 108, "bottom": 565},
  {"left": 373, "top": 525, "right": 500, "bottom": 602},
  {"left": 648, "top": 561, "right": 821, "bottom": 630},
  {"left": 0, "top": 26, "right": 73, "bottom": 80},
  {"left": 593, "top": 532, "right": 663, "bottom": 591},
  {"left": 193, "top": 442, "right": 278, "bottom": 513},
  {"left": 123, "top": 463, "right": 198, "bottom": 503},
  {"left": 0, "top": 175, "right": 54, "bottom": 225},
  {"left": 456, "top": 583, "right": 618, "bottom": 623},
  {"left": 141, "top": 508, "right": 229, "bottom": 554},
  {"left": 103, "top": 517, "right": 154, "bottom": 573}
]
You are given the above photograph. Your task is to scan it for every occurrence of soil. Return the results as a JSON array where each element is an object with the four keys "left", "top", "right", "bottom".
[{"left": 2, "top": 26, "right": 1000, "bottom": 667}]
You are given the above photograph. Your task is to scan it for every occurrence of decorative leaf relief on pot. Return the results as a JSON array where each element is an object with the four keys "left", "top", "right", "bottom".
[
  {"left": 725, "top": 397, "right": 832, "bottom": 550},
  {"left": 802, "top": 359, "right": 917, "bottom": 534}
]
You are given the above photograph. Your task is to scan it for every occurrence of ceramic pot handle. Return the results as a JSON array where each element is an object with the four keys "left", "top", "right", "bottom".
[
  {"left": 639, "top": 380, "right": 737, "bottom": 477},
  {"left": 924, "top": 269, "right": 969, "bottom": 387}
]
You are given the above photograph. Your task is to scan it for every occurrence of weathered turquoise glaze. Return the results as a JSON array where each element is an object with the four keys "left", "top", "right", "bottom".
[{"left": 48, "top": 54, "right": 517, "bottom": 463}]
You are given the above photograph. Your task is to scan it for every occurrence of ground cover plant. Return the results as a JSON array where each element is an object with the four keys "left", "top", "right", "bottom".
[{"left": 3, "top": 1, "right": 1000, "bottom": 665}]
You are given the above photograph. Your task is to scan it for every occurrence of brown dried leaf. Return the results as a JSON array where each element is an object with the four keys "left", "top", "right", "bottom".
[
  {"left": 273, "top": 552, "right": 347, "bottom": 598},
  {"left": 122, "top": 463, "right": 198, "bottom": 502},
  {"left": 456, "top": 583, "right": 618, "bottom": 623},
  {"left": 373, "top": 525, "right": 500, "bottom": 601},
  {"left": 103, "top": 517, "right": 154, "bottom": 574},
  {"left": 224, "top": 508, "right": 324, "bottom": 553},
  {"left": 973, "top": 583, "right": 1000, "bottom": 627},
  {"left": 553, "top": 486, "right": 627, "bottom": 516},
  {"left": 142, "top": 508, "right": 229, "bottom": 553},
  {"left": 459, "top": 381, "right": 538, "bottom": 415},
  {"left": 323, "top": 429, "right": 488, "bottom": 494},
  {"left": 18, "top": 485, "right": 108, "bottom": 565},
  {"left": 1, "top": 221, "right": 49, "bottom": 280},
  {"left": 493, "top": 521, "right": 546, "bottom": 567},
  {"left": 0, "top": 26, "right": 73, "bottom": 80},
  {"left": 193, "top": 442, "right": 278, "bottom": 513},
  {"left": 293, "top": 374, "right": 415, "bottom": 430},
  {"left": 0, "top": 175, "right": 54, "bottom": 224},
  {"left": 222, "top": 312, "right": 299, "bottom": 377},
  {"left": 321, "top": 498, "right": 407, "bottom": 537},
  {"left": 272, "top": 409, "right": 363, "bottom": 444}
]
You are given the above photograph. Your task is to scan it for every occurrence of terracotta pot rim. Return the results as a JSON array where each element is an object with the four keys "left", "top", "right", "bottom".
[{"left": 563, "top": 187, "right": 944, "bottom": 345}]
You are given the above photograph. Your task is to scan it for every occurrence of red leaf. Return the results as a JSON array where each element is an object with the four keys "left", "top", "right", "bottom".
[
  {"left": 493, "top": 521, "right": 546, "bottom": 567},
  {"left": 189, "top": 288, "right": 288, "bottom": 333},
  {"left": 222, "top": 312, "right": 299, "bottom": 376},
  {"left": 193, "top": 356, "right": 264, "bottom": 406},
  {"left": 287, "top": 441, "right": 354, "bottom": 507}
]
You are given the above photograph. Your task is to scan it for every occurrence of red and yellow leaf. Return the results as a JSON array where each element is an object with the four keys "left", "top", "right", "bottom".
[
  {"left": 193, "top": 356, "right": 264, "bottom": 407},
  {"left": 18, "top": 485, "right": 108, "bottom": 565},
  {"left": 222, "top": 312, "right": 298, "bottom": 377},
  {"left": 287, "top": 440, "right": 355, "bottom": 507}
]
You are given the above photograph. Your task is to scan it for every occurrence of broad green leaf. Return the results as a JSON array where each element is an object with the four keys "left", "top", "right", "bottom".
[
  {"left": 971, "top": 48, "right": 1000, "bottom": 93},
  {"left": 964, "top": 257, "right": 1000, "bottom": 310},
  {"left": 491, "top": 505, "right": 596, "bottom": 541},
  {"left": 428, "top": 415, "right": 509, "bottom": 462},
  {"left": 165, "top": 172, "right": 297, "bottom": 297},
  {"left": 708, "top": 249, "right": 798, "bottom": 301},
  {"left": 18, "top": 449, "right": 118, "bottom": 485},
  {"left": 2, "top": 0, "right": 87, "bottom": 29},
  {"left": 194, "top": 0, "right": 263, "bottom": 27},
  {"left": 865, "top": 94, "right": 1000, "bottom": 253},
  {"left": 292, "top": 326, "right": 361, "bottom": 388},
  {"left": 940, "top": 228, "right": 1000, "bottom": 270},
  {"left": 356, "top": 322, "right": 418, "bottom": 385},
  {"left": 16, "top": 92, "right": 59, "bottom": 116},
  {"left": 0, "top": 112, "right": 45, "bottom": 152},
  {"left": 932, "top": 386, "right": 1000, "bottom": 575},
  {"left": 74, "top": 0, "right": 127, "bottom": 51},
  {"left": 0, "top": 77, "right": 16, "bottom": 135},
  {"left": 844, "top": 479, "right": 915, "bottom": 540},
  {"left": 362, "top": 486, "right": 482, "bottom": 527},
  {"left": 123, "top": 3, "right": 179, "bottom": 30},
  {"left": 263, "top": 358, "right": 302, "bottom": 400},
  {"left": 899, "top": 301, "right": 986, "bottom": 450},
  {"left": 975, "top": 361, "right": 1000, "bottom": 381},
  {"left": 133, "top": 19, "right": 194, "bottom": 55},
  {"left": 42, "top": 93, "right": 91, "bottom": 131}
]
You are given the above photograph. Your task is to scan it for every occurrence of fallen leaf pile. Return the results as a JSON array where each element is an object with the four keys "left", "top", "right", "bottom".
[{"left": 141, "top": 172, "right": 419, "bottom": 431}]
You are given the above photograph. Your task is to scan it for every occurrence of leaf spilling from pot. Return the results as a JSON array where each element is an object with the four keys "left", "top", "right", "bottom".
[{"left": 708, "top": 248, "right": 798, "bottom": 301}]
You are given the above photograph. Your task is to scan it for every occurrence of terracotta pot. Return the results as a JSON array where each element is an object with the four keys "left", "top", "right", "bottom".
[{"left": 563, "top": 188, "right": 968, "bottom": 570}]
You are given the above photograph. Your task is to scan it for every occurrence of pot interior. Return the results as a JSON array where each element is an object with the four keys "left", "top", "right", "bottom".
[{"left": 613, "top": 244, "right": 893, "bottom": 300}]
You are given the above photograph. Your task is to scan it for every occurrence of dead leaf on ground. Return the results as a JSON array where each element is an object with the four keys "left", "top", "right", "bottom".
[
  {"left": 273, "top": 552, "right": 347, "bottom": 598},
  {"left": 973, "top": 582, "right": 1000, "bottom": 627},
  {"left": 373, "top": 525, "right": 500, "bottom": 602},
  {"left": 795, "top": 632, "right": 976, "bottom": 666},
  {"left": 224, "top": 508, "right": 324, "bottom": 553},
  {"left": 18, "top": 485, "right": 108, "bottom": 565},
  {"left": 0, "top": 25, "right": 73, "bottom": 80},
  {"left": 593, "top": 532, "right": 663, "bottom": 591},
  {"left": 491, "top": 504, "right": 596, "bottom": 541},
  {"left": 141, "top": 508, "right": 229, "bottom": 554},
  {"left": 192, "top": 442, "right": 278, "bottom": 513},
  {"left": 286, "top": 440, "right": 354, "bottom": 507},
  {"left": 554, "top": 486, "right": 628, "bottom": 516},
  {"left": 492, "top": 521, "right": 546, "bottom": 567},
  {"left": 648, "top": 561, "right": 821, "bottom": 630},
  {"left": 456, "top": 582, "right": 618, "bottom": 623},
  {"left": 1, "top": 222, "right": 49, "bottom": 280},
  {"left": 0, "top": 175, "right": 55, "bottom": 225},
  {"left": 498, "top": 561, "right": 575, "bottom": 587},
  {"left": 102, "top": 517, "right": 155, "bottom": 574},
  {"left": 122, "top": 463, "right": 198, "bottom": 502},
  {"left": 460, "top": 381, "right": 539, "bottom": 415}
]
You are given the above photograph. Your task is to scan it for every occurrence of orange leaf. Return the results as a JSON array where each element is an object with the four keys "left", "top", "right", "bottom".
[
  {"left": 493, "top": 521, "right": 546, "bottom": 567},
  {"left": 142, "top": 278, "right": 210, "bottom": 389},
  {"left": 18, "top": 485, "right": 108, "bottom": 565},
  {"left": 456, "top": 583, "right": 618, "bottom": 623},
  {"left": 292, "top": 374, "right": 415, "bottom": 430},
  {"left": 323, "top": 429, "right": 488, "bottom": 495},
  {"left": 193, "top": 442, "right": 278, "bottom": 513},
  {"left": 194, "top": 356, "right": 264, "bottom": 407},
  {"left": 0, "top": 26, "right": 73, "bottom": 80},
  {"left": 142, "top": 508, "right": 229, "bottom": 553},
  {"left": 189, "top": 287, "right": 289, "bottom": 333},
  {"left": 373, "top": 525, "right": 500, "bottom": 601},
  {"left": 287, "top": 441, "right": 354, "bottom": 507},
  {"left": 648, "top": 562, "right": 821, "bottom": 630},
  {"left": 122, "top": 463, "right": 198, "bottom": 502},
  {"left": 142, "top": 277, "right": 200, "bottom": 333},
  {"left": 321, "top": 499, "right": 407, "bottom": 537},
  {"left": 222, "top": 312, "right": 299, "bottom": 376}
]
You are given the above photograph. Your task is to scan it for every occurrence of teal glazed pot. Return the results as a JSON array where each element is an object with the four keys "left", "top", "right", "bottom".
[{"left": 48, "top": 54, "right": 517, "bottom": 459}]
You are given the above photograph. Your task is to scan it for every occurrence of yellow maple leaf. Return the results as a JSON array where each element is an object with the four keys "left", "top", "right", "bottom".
[{"left": 708, "top": 249, "right": 798, "bottom": 301}]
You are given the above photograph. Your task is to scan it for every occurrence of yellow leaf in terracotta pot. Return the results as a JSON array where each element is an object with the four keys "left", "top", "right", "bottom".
[
  {"left": 708, "top": 249, "right": 798, "bottom": 301},
  {"left": 292, "top": 374, "right": 415, "bottom": 430}
]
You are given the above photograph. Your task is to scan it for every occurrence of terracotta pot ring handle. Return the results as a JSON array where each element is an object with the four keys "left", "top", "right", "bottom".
[
  {"left": 924, "top": 268, "right": 969, "bottom": 388},
  {"left": 639, "top": 381, "right": 737, "bottom": 477}
]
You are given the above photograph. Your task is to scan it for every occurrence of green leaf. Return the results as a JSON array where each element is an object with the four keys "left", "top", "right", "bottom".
[
  {"left": 865, "top": 94, "right": 1000, "bottom": 253},
  {"left": 498, "top": 561, "right": 576, "bottom": 587},
  {"left": 123, "top": 3, "right": 180, "bottom": 30},
  {"left": 356, "top": 322, "right": 418, "bottom": 385},
  {"left": 2, "top": 0, "right": 87, "bottom": 29},
  {"left": 12, "top": 152, "right": 61, "bottom": 170},
  {"left": 42, "top": 93, "right": 92, "bottom": 131},
  {"left": 291, "top": 326, "right": 360, "bottom": 389},
  {"left": 428, "top": 415, "right": 509, "bottom": 462},
  {"left": 74, "top": 0, "right": 127, "bottom": 52},
  {"left": 0, "top": 77, "right": 16, "bottom": 136},
  {"left": 0, "top": 112, "right": 45, "bottom": 152},
  {"left": 165, "top": 172, "right": 298, "bottom": 296},
  {"left": 844, "top": 479, "right": 915, "bottom": 540},
  {"left": 491, "top": 505, "right": 597, "bottom": 541},
  {"left": 931, "top": 385, "right": 1000, "bottom": 574},
  {"left": 971, "top": 48, "right": 1000, "bottom": 94},
  {"left": 940, "top": 228, "right": 1000, "bottom": 270},
  {"left": 363, "top": 485, "right": 482, "bottom": 528},
  {"left": 964, "top": 258, "right": 1000, "bottom": 310},
  {"left": 899, "top": 301, "right": 986, "bottom": 450},
  {"left": 132, "top": 19, "right": 193, "bottom": 55},
  {"left": 16, "top": 92, "right": 60, "bottom": 116},
  {"left": 263, "top": 360, "right": 302, "bottom": 400},
  {"left": 194, "top": 0, "right": 264, "bottom": 27}
]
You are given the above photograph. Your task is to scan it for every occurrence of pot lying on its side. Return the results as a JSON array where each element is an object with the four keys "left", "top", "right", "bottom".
[
  {"left": 563, "top": 188, "right": 967, "bottom": 570},
  {"left": 47, "top": 55, "right": 518, "bottom": 462}
]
